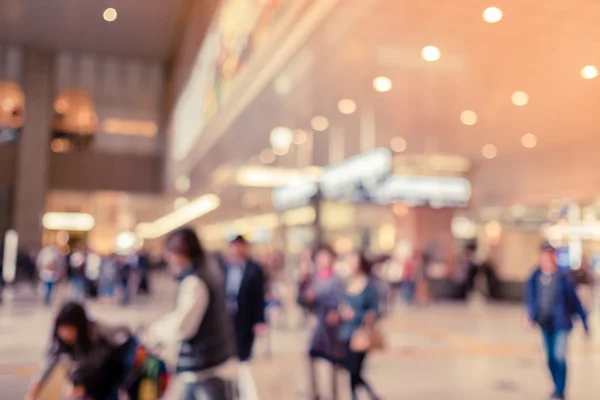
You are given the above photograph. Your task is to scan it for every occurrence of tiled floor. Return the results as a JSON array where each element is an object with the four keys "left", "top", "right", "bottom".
[{"left": 1, "top": 280, "right": 599, "bottom": 399}]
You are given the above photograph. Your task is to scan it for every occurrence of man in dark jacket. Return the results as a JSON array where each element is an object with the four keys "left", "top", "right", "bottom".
[
  {"left": 223, "top": 235, "right": 266, "bottom": 362},
  {"left": 525, "top": 242, "right": 589, "bottom": 400}
]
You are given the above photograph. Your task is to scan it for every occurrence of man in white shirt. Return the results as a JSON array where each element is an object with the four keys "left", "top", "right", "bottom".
[{"left": 150, "top": 227, "right": 237, "bottom": 400}]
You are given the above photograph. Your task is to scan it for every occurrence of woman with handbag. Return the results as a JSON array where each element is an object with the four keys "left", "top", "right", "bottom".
[
  {"left": 299, "top": 244, "right": 345, "bottom": 400},
  {"left": 339, "top": 252, "right": 382, "bottom": 400}
]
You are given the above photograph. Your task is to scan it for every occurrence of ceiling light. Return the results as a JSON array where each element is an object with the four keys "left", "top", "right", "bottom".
[
  {"left": 259, "top": 148, "right": 276, "bottom": 164},
  {"left": 511, "top": 91, "right": 529, "bottom": 106},
  {"left": 270, "top": 126, "right": 293, "bottom": 150},
  {"left": 43, "top": 213, "right": 96, "bottom": 231},
  {"left": 373, "top": 76, "right": 392, "bottom": 92},
  {"left": 482, "top": 144, "right": 497, "bottom": 159},
  {"left": 54, "top": 98, "right": 69, "bottom": 114},
  {"left": 460, "top": 110, "right": 478, "bottom": 126},
  {"left": 175, "top": 176, "right": 191, "bottom": 193},
  {"left": 338, "top": 99, "right": 357, "bottom": 115},
  {"left": 421, "top": 46, "right": 441, "bottom": 62},
  {"left": 103, "top": 8, "right": 117, "bottom": 22},
  {"left": 51, "top": 138, "right": 72, "bottom": 153},
  {"left": 485, "top": 220, "right": 502, "bottom": 244},
  {"left": 390, "top": 137, "right": 407, "bottom": 153},
  {"left": 311, "top": 116, "right": 329, "bottom": 131},
  {"left": 581, "top": 65, "right": 599, "bottom": 79},
  {"left": 521, "top": 133, "right": 537, "bottom": 148},
  {"left": 0, "top": 97, "right": 14, "bottom": 112},
  {"left": 483, "top": 7, "right": 503, "bottom": 23},
  {"left": 173, "top": 197, "right": 189, "bottom": 210},
  {"left": 292, "top": 129, "right": 308, "bottom": 145},
  {"left": 115, "top": 231, "right": 137, "bottom": 251},
  {"left": 136, "top": 194, "right": 220, "bottom": 239},
  {"left": 273, "top": 146, "right": 289, "bottom": 156}
]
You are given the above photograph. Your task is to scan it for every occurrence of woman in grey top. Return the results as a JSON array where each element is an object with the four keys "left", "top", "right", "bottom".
[{"left": 299, "top": 244, "right": 345, "bottom": 400}]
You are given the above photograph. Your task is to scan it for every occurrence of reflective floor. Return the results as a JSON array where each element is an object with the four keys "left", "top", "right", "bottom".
[{"left": 1, "top": 279, "right": 599, "bottom": 400}]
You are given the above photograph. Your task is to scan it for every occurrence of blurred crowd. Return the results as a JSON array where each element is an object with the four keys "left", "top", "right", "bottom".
[{"left": 0, "top": 244, "right": 155, "bottom": 306}]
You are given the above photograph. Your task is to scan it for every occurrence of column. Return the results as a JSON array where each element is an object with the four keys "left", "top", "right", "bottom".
[
  {"left": 395, "top": 206, "right": 455, "bottom": 273},
  {"left": 13, "top": 49, "right": 53, "bottom": 247}
]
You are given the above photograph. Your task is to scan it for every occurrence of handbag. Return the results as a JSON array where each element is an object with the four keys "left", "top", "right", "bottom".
[{"left": 350, "top": 324, "right": 385, "bottom": 352}]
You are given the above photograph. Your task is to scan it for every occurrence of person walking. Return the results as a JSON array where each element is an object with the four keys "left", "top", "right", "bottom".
[
  {"left": 525, "top": 241, "right": 589, "bottom": 400},
  {"left": 37, "top": 245, "right": 62, "bottom": 306},
  {"left": 149, "top": 227, "right": 237, "bottom": 400},
  {"left": 339, "top": 251, "right": 381, "bottom": 400},
  {"left": 222, "top": 235, "right": 267, "bottom": 362},
  {"left": 299, "top": 244, "right": 345, "bottom": 400},
  {"left": 68, "top": 249, "right": 87, "bottom": 301}
]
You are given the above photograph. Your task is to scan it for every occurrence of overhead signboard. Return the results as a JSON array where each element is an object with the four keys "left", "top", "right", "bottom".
[
  {"left": 272, "top": 180, "right": 318, "bottom": 211},
  {"left": 372, "top": 176, "right": 472, "bottom": 207},
  {"left": 321, "top": 147, "right": 393, "bottom": 202}
]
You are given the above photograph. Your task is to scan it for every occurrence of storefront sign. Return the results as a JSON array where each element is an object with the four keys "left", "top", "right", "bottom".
[
  {"left": 372, "top": 176, "right": 471, "bottom": 207},
  {"left": 271, "top": 180, "right": 318, "bottom": 211},
  {"left": 321, "top": 148, "right": 392, "bottom": 202}
]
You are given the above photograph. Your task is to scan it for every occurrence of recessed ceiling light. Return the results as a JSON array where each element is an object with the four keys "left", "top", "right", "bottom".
[
  {"left": 390, "top": 137, "right": 407, "bottom": 153},
  {"left": 373, "top": 76, "right": 392, "bottom": 92},
  {"left": 482, "top": 144, "right": 497, "bottom": 159},
  {"left": 338, "top": 99, "right": 357, "bottom": 115},
  {"left": 103, "top": 8, "right": 117, "bottom": 22},
  {"left": 581, "top": 65, "right": 599, "bottom": 79},
  {"left": 421, "top": 46, "right": 441, "bottom": 62},
  {"left": 460, "top": 110, "right": 478, "bottom": 126},
  {"left": 273, "top": 146, "right": 290, "bottom": 156},
  {"left": 270, "top": 126, "right": 293, "bottom": 151},
  {"left": 259, "top": 149, "right": 276, "bottom": 164},
  {"left": 292, "top": 129, "right": 308, "bottom": 145},
  {"left": 511, "top": 91, "right": 529, "bottom": 106},
  {"left": 311, "top": 116, "right": 329, "bottom": 131},
  {"left": 0, "top": 97, "right": 14, "bottom": 111},
  {"left": 483, "top": 7, "right": 503, "bottom": 23},
  {"left": 521, "top": 133, "right": 537, "bottom": 148}
]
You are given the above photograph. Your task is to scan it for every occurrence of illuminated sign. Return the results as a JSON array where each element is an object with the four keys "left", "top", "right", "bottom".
[
  {"left": 43, "top": 212, "right": 96, "bottom": 231},
  {"left": 272, "top": 180, "right": 318, "bottom": 211},
  {"left": 321, "top": 148, "right": 392, "bottom": 202},
  {"left": 372, "top": 176, "right": 472, "bottom": 207},
  {"left": 102, "top": 118, "right": 158, "bottom": 137}
]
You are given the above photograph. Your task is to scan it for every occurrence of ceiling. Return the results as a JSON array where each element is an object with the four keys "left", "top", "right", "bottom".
[
  {"left": 189, "top": 0, "right": 600, "bottom": 185},
  {"left": 0, "top": 0, "right": 188, "bottom": 60}
]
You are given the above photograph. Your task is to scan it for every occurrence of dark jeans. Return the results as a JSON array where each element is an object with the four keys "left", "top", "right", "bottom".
[
  {"left": 542, "top": 329, "right": 568, "bottom": 397},
  {"left": 43, "top": 281, "right": 55, "bottom": 305},
  {"left": 182, "top": 377, "right": 237, "bottom": 400},
  {"left": 233, "top": 316, "right": 255, "bottom": 362},
  {"left": 402, "top": 281, "right": 416, "bottom": 304},
  {"left": 343, "top": 342, "right": 377, "bottom": 400}
]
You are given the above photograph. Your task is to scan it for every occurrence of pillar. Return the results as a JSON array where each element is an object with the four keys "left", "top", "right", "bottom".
[
  {"left": 395, "top": 206, "right": 455, "bottom": 273},
  {"left": 13, "top": 49, "right": 53, "bottom": 248}
]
